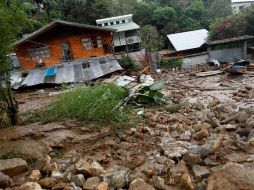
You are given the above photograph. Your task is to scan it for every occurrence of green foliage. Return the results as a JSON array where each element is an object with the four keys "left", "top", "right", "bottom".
[
  {"left": 118, "top": 56, "right": 140, "bottom": 71},
  {"left": 27, "top": 84, "right": 131, "bottom": 126},
  {"left": 159, "top": 57, "right": 183, "bottom": 69},
  {"left": 140, "top": 25, "right": 163, "bottom": 51},
  {"left": 0, "top": 150, "right": 20, "bottom": 159},
  {"left": 152, "top": 6, "right": 176, "bottom": 26}
]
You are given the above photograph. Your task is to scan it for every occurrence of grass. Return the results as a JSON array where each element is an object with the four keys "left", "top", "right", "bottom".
[{"left": 26, "top": 84, "right": 132, "bottom": 127}]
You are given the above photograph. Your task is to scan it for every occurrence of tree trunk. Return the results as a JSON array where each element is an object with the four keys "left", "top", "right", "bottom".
[{"left": 7, "top": 85, "right": 20, "bottom": 125}]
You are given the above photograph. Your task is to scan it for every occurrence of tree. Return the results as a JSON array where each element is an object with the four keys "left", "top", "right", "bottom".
[
  {"left": 152, "top": 6, "right": 176, "bottom": 27},
  {"left": 0, "top": 0, "right": 28, "bottom": 125},
  {"left": 140, "top": 25, "right": 163, "bottom": 51}
]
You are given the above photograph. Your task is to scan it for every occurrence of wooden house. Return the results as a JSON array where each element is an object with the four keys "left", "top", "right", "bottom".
[{"left": 13, "top": 20, "right": 114, "bottom": 71}]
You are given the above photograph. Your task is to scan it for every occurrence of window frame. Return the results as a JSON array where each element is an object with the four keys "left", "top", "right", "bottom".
[{"left": 28, "top": 45, "right": 51, "bottom": 60}]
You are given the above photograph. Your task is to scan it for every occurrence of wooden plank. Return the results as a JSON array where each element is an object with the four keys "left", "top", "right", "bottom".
[{"left": 195, "top": 70, "right": 223, "bottom": 77}]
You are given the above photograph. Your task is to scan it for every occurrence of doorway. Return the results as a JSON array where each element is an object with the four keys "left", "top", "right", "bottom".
[{"left": 61, "top": 42, "right": 73, "bottom": 62}]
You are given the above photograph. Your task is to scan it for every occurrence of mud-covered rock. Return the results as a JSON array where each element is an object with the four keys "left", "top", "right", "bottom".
[
  {"left": 83, "top": 177, "right": 100, "bottom": 190},
  {"left": 207, "top": 162, "right": 254, "bottom": 190},
  {"left": 129, "top": 178, "right": 155, "bottom": 190},
  {"left": 192, "top": 165, "right": 210, "bottom": 181},
  {"left": 0, "top": 172, "right": 12, "bottom": 188},
  {"left": 0, "top": 158, "right": 28, "bottom": 177},
  {"left": 181, "top": 174, "right": 194, "bottom": 190},
  {"left": 38, "top": 177, "right": 57, "bottom": 188},
  {"left": 19, "top": 182, "right": 42, "bottom": 190},
  {"left": 29, "top": 170, "right": 41, "bottom": 182},
  {"left": 71, "top": 174, "right": 85, "bottom": 187},
  {"left": 111, "top": 170, "right": 128, "bottom": 189}
]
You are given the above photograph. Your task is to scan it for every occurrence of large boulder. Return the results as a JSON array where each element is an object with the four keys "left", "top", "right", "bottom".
[
  {"left": 207, "top": 162, "right": 254, "bottom": 190},
  {"left": 0, "top": 158, "right": 28, "bottom": 177},
  {"left": 0, "top": 172, "right": 12, "bottom": 188}
]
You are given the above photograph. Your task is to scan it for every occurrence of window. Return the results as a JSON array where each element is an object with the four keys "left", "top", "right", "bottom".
[
  {"left": 98, "top": 24, "right": 102, "bottom": 26},
  {"left": 104, "top": 23, "right": 108, "bottom": 26},
  {"left": 125, "top": 30, "right": 137, "bottom": 37},
  {"left": 82, "top": 38, "right": 92, "bottom": 50},
  {"left": 82, "top": 36, "right": 102, "bottom": 49},
  {"left": 28, "top": 46, "right": 50, "bottom": 60},
  {"left": 110, "top": 22, "right": 114, "bottom": 25},
  {"left": 122, "top": 20, "right": 126, "bottom": 23},
  {"left": 116, "top": 21, "right": 120, "bottom": 24},
  {"left": 82, "top": 61, "right": 90, "bottom": 69}
]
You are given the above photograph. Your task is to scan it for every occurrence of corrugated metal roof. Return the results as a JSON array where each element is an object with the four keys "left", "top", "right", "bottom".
[
  {"left": 13, "top": 20, "right": 115, "bottom": 48},
  {"left": 101, "top": 22, "right": 140, "bottom": 32},
  {"left": 21, "top": 56, "right": 122, "bottom": 87},
  {"left": 167, "top": 29, "right": 208, "bottom": 52},
  {"left": 206, "top": 35, "right": 254, "bottom": 45},
  {"left": 96, "top": 14, "right": 133, "bottom": 24},
  {"left": 232, "top": 0, "right": 254, "bottom": 3}
]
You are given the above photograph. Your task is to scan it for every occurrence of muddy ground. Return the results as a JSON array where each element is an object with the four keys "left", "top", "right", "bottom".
[{"left": 1, "top": 67, "right": 254, "bottom": 190}]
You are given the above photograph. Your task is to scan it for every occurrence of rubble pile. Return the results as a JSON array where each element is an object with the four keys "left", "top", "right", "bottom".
[{"left": 1, "top": 67, "right": 254, "bottom": 190}]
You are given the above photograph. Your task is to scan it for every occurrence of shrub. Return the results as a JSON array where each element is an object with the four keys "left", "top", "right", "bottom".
[
  {"left": 118, "top": 56, "right": 141, "bottom": 71},
  {"left": 29, "top": 84, "right": 131, "bottom": 126},
  {"left": 159, "top": 57, "right": 183, "bottom": 69}
]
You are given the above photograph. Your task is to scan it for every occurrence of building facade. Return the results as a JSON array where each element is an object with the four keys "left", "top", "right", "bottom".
[
  {"left": 231, "top": 0, "right": 254, "bottom": 13},
  {"left": 13, "top": 20, "right": 114, "bottom": 71},
  {"left": 96, "top": 14, "right": 141, "bottom": 54}
]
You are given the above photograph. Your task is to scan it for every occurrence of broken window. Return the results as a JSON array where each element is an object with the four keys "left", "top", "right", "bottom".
[
  {"left": 82, "top": 38, "right": 92, "bottom": 50},
  {"left": 28, "top": 46, "right": 50, "bottom": 60},
  {"left": 82, "top": 61, "right": 90, "bottom": 69},
  {"left": 82, "top": 36, "right": 102, "bottom": 49}
]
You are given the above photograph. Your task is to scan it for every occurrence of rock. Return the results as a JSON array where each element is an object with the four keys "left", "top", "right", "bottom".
[
  {"left": 204, "top": 158, "right": 219, "bottom": 167},
  {"left": 83, "top": 177, "right": 100, "bottom": 190},
  {"left": 169, "top": 161, "right": 189, "bottom": 184},
  {"left": 0, "top": 172, "right": 12, "bottom": 188},
  {"left": 52, "top": 182, "right": 66, "bottom": 190},
  {"left": 194, "top": 182, "right": 206, "bottom": 190},
  {"left": 0, "top": 158, "right": 28, "bottom": 177},
  {"left": 225, "top": 124, "right": 237, "bottom": 131},
  {"left": 71, "top": 174, "right": 85, "bottom": 187},
  {"left": 75, "top": 158, "right": 92, "bottom": 175},
  {"left": 150, "top": 176, "right": 164, "bottom": 190},
  {"left": 19, "top": 182, "right": 42, "bottom": 190},
  {"left": 90, "top": 161, "right": 105, "bottom": 176},
  {"left": 111, "top": 170, "right": 128, "bottom": 189},
  {"left": 192, "top": 165, "right": 210, "bottom": 181},
  {"left": 207, "top": 162, "right": 254, "bottom": 190},
  {"left": 129, "top": 178, "right": 155, "bottom": 190},
  {"left": 38, "top": 177, "right": 57, "bottom": 188},
  {"left": 29, "top": 170, "right": 41, "bottom": 182},
  {"left": 64, "top": 182, "right": 82, "bottom": 190},
  {"left": 189, "top": 145, "right": 209, "bottom": 159},
  {"left": 181, "top": 174, "right": 194, "bottom": 190},
  {"left": 42, "top": 155, "right": 52, "bottom": 174},
  {"left": 96, "top": 182, "right": 109, "bottom": 190},
  {"left": 162, "top": 142, "right": 187, "bottom": 159},
  {"left": 51, "top": 171, "right": 65, "bottom": 179},
  {"left": 193, "top": 129, "right": 209, "bottom": 140},
  {"left": 183, "top": 151, "right": 201, "bottom": 166}
]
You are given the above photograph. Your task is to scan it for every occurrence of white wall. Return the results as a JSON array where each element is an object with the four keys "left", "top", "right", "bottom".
[
  {"left": 210, "top": 48, "right": 243, "bottom": 62},
  {"left": 182, "top": 53, "right": 209, "bottom": 68},
  {"left": 232, "top": 2, "right": 254, "bottom": 13},
  {"left": 113, "top": 32, "right": 141, "bottom": 47}
]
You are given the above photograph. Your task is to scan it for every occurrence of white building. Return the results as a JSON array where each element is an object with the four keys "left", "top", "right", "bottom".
[
  {"left": 96, "top": 14, "right": 141, "bottom": 54},
  {"left": 231, "top": 0, "right": 254, "bottom": 13}
]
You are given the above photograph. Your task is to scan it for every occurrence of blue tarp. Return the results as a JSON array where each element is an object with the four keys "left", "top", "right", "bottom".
[{"left": 45, "top": 66, "right": 57, "bottom": 77}]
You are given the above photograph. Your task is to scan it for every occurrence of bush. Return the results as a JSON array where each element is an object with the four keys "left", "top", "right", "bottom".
[
  {"left": 118, "top": 56, "right": 141, "bottom": 71},
  {"left": 159, "top": 57, "right": 183, "bottom": 69},
  {"left": 29, "top": 84, "right": 131, "bottom": 126}
]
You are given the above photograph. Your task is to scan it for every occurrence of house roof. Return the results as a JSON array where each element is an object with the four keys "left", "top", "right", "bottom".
[
  {"left": 167, "top": 29, "right": 209, "bottom": 52},
  {"left": 232, "top": 0, "right": 254, "bottom": 3},
  {"left": 96, "top": 14, "right": 133, "bottom": 24},
  {"left": 206, "top": 35, "right": 254, "bottom": 45},
  {"left": 101, "top": 22, "right": 140, "bottom": 32},
  {"left": 13, "top": 20, "right": 115, "bottom": 48},
  {"left": 20, "top": 56, "right": 122, "bottom": 87}
]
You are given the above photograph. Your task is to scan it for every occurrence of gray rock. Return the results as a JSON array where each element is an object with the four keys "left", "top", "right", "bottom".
[
  {"left": 0, "top": 158, "right": 28, "bottom": 177},
  {"left": 71, "top": 174, "right": 85, "bottom": 187},
  {"left": 111, "top": 170, "right": 128, "bottom": 189},
  {"left": 0, "top": 172, "right": 12, "bottom": 188},
  {"left": 150, "top": 176, "right": 164, "bottom": 190},
  {"left": 189, "top": 145, "right": 209, "bottom": 159},
  {"left": 192, "top": 165, "right": 210, "bottom": 181},
  {"left": 184, "top": 151, "right": 201, "bottom": 166}
]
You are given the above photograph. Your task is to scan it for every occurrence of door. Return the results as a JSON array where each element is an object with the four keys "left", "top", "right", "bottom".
[{"left": 61, "top": 42, "right": 73, "bottom": 62}]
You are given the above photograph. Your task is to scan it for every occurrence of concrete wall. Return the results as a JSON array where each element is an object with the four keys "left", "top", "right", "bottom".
[
  {"left": 232, "top": 2, "right": 254, "bottom": 13},
  {"left": 182, "top": 53, "right": 208, "bottom": 68},
  {"left": 210, "top": 48, "right": 243, "bottom": 62}
]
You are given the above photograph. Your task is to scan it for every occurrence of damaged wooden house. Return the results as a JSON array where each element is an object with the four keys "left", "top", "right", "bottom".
[{"left": 13, "top": 20, "right": 122, "bottom": 87}]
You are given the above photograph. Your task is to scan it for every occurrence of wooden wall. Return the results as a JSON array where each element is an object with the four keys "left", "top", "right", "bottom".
[{"left": 15, "top": 26, "right": 112, "bottom": 71}]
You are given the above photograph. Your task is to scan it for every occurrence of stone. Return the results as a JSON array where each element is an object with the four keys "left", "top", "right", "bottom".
[
  {"left": 181, "top": 174, "right": 194, "bottom": 190},
  {"left": 169, "top": 161, "right": 189, "bottom": 184},
  {"left": 204, "top": 158, "right": 219, "bottom": 167},
  {"left": 83, "top": 177, "right": 100, "bottom": 190},
  {"left": 52, "top": 182, "right": 66, "bottom": 190},
  {"left": 19, "top": 182, "right": 42, "bottom": 190},
  {"left": 193, "top": 129, "right": 209, "bottom": 141},
  {"left": 90, "top": 161, "right": 105, "bottom": 176},
  {"left": 189, "top": 145, "right": 209, "bottom": 159},
  {"left": 38, "top": 177, "right": 57, "bottom": 189},
  {"left": 150, "top": 176, "right": 164, "bottom": 190},
  {"left": 129, "top": 178, "right": 155, "bottom": 190},
  {"left": 225, "top": 124, "right": 237, "bottom": 131},
  {"left": 183, "top": 151, "right": 201, "bottom": 166},
  {"left": 29, "top": 170, "right": 41, "bottom": 182},
  {"left": 0, "top": 172, "right": 12, "bottom": 188},
  {"left": 162, "top": 142, "right": 187, "bottom": 159},
  {"left": 42, "top": 155, "right": 52, "bottom": 174},
  {"left": 75, "top": 158, "right": 92, "bottom": 175},
  {"left": 0, "top": 158, "right": 28, "bottom": 177},
  {"left": 64, "top": 182, "right": 82, "bottom": 190},
  {"left": 192, "top": 165, "right": 210, "bottom": 181},
  {"left": 111, "top": 170, "right": 128, "bottom": 189},
  {"left": 207, "top": 162, "right": 254, "bottom": 190},
  {"left": 96, "top": 182, "right": 109, "bottom": 190},
  {"left": 71, "top": 174, "right": 85, "bottom": 187}
]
